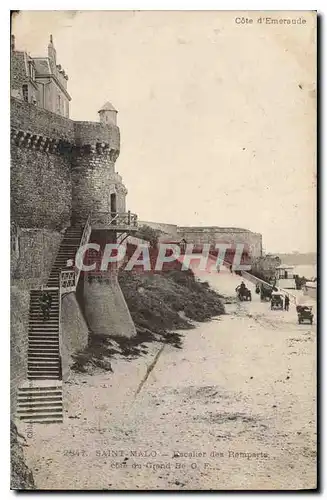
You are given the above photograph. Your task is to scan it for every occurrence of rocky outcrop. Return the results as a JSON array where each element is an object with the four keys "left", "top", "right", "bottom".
[{"left": 10, "top": 421, "right": 35, "bottom": 490}]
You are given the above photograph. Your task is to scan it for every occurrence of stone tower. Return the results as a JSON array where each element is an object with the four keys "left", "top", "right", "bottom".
[
  {"left": 72, "top": 102, "right": 127, "bottom": 223},
  {"left": 71, "top": 102, "right": 137, "bottom": 339},
  {"left": 98, "top": 101, "right": 118, "bottom": 126}
]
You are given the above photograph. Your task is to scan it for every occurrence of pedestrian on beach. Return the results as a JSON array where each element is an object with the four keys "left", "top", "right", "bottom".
[
  {"left": 230, "top": 264, "right": 233, "bottom": 274},
  {"left": 284, "top": 295, "right": 290, "bottom": 311}
]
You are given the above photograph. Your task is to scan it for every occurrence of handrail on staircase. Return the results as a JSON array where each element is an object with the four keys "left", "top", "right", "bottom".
[
  {"left": 74, "top": 213, "right": 92, "bottom": 287},
  {"left": 90, "top": 210, "right": 138, "bottom": 228},
  {"left": 59, "top": 213, "right": 92, "bottom": 296}
]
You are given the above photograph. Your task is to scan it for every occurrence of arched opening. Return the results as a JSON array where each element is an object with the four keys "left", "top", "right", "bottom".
[
  {"left": 110, "top": 192, "right": 117, "bottom": 214},
  {"left": 110, "top": 193, "right": 117, "bottom": 227}
]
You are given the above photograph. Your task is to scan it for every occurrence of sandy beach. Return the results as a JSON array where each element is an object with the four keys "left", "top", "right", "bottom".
[{"left": 17, "top": 266, "right": 316, "bottom": 490}]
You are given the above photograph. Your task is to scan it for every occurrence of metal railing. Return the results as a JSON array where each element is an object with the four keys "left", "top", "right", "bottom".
[
  {"left": 59, "top": 214, "right": 92, "bottom": 296},
  {"left": 91, "top": 210, "right": 138, "bottom": 229},
  {"left": 74, "top": 213, "right": 92, "bottom": 286},
  {"left": 59, "top": 211, "right": 137, "bottom": 294},
  {"left": 241, "top": 270, "right": 297, "bottom": 304},
  {"left": 59, "top": 269, "right": 76, "bottom": 294}
]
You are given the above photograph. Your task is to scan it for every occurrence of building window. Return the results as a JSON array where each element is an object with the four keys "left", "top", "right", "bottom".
[
  {"left": 57, "top": 94, "right": 61, "bottom": 113},
  {"left": 28, "top": 62, "right": 35, "bottom": 81},
  {"left": 22, "top": 84, "right": 28, "bottom": 102}
]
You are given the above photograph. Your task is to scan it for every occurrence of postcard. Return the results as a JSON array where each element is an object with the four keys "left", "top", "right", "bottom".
[{"left": 10, "top": 10, "right": 317, "bottom": 490}]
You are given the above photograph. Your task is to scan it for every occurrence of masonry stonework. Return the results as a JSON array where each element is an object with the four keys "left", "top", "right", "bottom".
[
  {"left": 11, "top": 36, "right": 138, "bottom": 423},
  {"left": 177, "top": 227, "right": 263, "bottom": 259},
  {"left": 83, "top": 275, "right": 137, "bottom": 339},
  {"left": 11, "top": 146, "right": 72, "bottom": 230},
  {"left": 13, "top": 229, "right": 63, "bottom": 283}
]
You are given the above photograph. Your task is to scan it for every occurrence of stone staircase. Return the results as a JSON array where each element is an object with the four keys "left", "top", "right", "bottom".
[
  {"left": 16, "top": 382, "right": 63, "bottom": 424},
  {"left": 17, "top": 224, "right": 86, "bottom": 424},
  {"left": 47, "top": 225, "right": 84, "bottom": 288},
  {"left": 28, "top": 289, "right": 61, "bottom": 380}
]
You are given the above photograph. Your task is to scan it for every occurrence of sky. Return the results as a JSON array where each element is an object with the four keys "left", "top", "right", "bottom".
[{"left": 12, "top": 10, "right": 317, "bottom": 253}]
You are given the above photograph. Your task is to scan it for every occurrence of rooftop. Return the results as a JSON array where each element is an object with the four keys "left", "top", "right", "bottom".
[{"left": 98, "top": 101, "right": 118, "bottom": 113}]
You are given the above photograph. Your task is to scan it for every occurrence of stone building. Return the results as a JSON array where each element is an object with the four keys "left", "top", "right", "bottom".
[
  {"left": 139, "top": 221, "right": 263, "bottom": 260},
  {"left": 11, "top": 35, "right": 137, "bottom": 423},
  {"left": 11, "top": 35, "right": 71, "bottom": 117}
]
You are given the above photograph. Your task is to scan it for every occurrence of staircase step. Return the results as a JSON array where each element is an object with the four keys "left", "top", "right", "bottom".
[
  {"left": 29, "top": 325, "right": 59, "bottom": 328},
  {"left": 28, "top": 339, "right": 59, "bottom": 343},
  {"left": 29, "top": 299, "right": 59, "bottom": 304},
  {"left": 18, "top": 412, "right": 63, "bottom": 420},
  {"left": 28, "top": 359, "right": 60, "bottom": 364},
  {"left": 27, "top": 359, "right": 60, "bottom": 368},
  {"left": 29, "top": 339, "right": 59, "bottom": 344},
  {"left": 29, "top": 307, "right": 59, "bottom": 310},
  {"left": 29, "top": 295, "right": 59, "bottom": 300},
  {"left": 60, "top": 240, "right": 81, "bottom": 244},
  {"left": 28, "top": 346, "right": 59, "bottom": 351},
  {"left": 19, "top": 384, "right": 61, "bottom": 391},
  {"left": 18, "top": 417, "right": 63, "bottom": 423},
  {"left": 29, "top": 330, "right": 59, "bottom": 334},
  {"left": 18, "top": 400, "right": 62, "bottom": 407},
  {"left": 29, "top": 318, "right": 59, "bottom": 321},
  {"left": 29, "top": 328, "right": 59, "bottom": 331},
  {"left": 28, "top": 345, "right": 59, "bottom": 349},
  {"left": 28, "top": 350, "right": 59, "bottom": 355},
  {"left": 28, "top": 334, "right": 59, "bottom": 337},
  {"left": 17, "top": 405, "right": 62, "bottom": 414},
  {"left": 28, "top": 369, "right": 60, "bottom": 373},
  {"left": 28, "top": 347, "right": 59, "bottom": 351},
  {"left": 29, "top": 322, "right": 59, "bottom": 325},
  {"left": 30, "top": 297, "right": 59, "bottom": 301},
  {"left": 28, "top": 329, "right": 59, "bottom": 334},
  {"left": 28, "top": 363, "right": 59, "bottom": 369},
  {"left": 28, "top": 367, "right": 60, "bottom": 371},
  {"left": 18, "top": 391, "right": 62, "bottom": 398},
  {"left": 27, "top": 376, "right": 60, "bottom": 380},
  {"left": 18, "top": 397, "right": 62, "bottom": 404},
  {"left": 28, "top": 332, "right": 59, "bottom": 336},
  {"left": 29, "top": 324, "right": 59, "bottom": 328},
  {"left": 27, "top": 371, "right": 60, "bottom": 375},
  {"left": 28, "top": 353, "right": 59, "bottom": 358},
  {"left": 28, "top": 328, "right": 59, "bottom": 332},
  {"left": 29, "top": 311, "right": 59, "bottom": 315},
  {"left": 29, "top": 319, "right": 59, "bottom": 322},
  {"left": 28, "top": 347, "right": 59, "bottom": 352}
]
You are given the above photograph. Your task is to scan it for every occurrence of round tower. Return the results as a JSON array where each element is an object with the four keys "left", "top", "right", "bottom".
[
  {"left": 72, "top": 103, "right": 137, "bottom": 340},
  {"left": 71, "top": 102, "right": 127, "bottom": 223},
  {"left": 98, "top": 101, "right": 118, "bottom": 126}
]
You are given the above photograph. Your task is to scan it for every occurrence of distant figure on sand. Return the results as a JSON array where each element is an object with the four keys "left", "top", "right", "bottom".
[
  {"left": 284, "top": 295, "right": 290, "bottom": 311},
  {"left": 230, "top": 264, "right": 233, "bottom": 274}
]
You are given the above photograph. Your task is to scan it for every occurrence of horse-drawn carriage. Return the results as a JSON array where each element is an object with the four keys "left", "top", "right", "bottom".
[
  {"left": 260, "top": 285, "right": 273, "bottom": 302},
  {"left": 296, "top": 305, "right": 314, "bottom": 325},
  {"left": 270, "top": 292, "right": 284, "bottom": 310},
  {"left": 236, "top": 284, "right": 252, "bottom": 301}
]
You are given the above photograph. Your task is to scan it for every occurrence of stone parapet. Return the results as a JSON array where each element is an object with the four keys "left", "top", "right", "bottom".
[
  {"left": 11, "top": 97, "right": 74, "bottom": 142},
  {"left": 11, "top": 98, "right": 120, "bottom": 156},
  {"left": 73, "top": 121, "right": 120, "bottom": 153}
]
